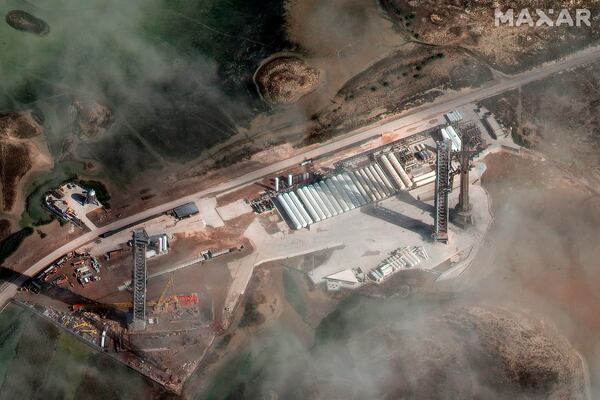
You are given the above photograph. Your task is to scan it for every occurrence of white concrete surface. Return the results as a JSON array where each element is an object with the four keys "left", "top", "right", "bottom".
[
  {"left": 216, "top": 199, "right": 253, "bottom": 221},
  {"left": 198, "top": 198, "right": 224, "bottom": 228}
]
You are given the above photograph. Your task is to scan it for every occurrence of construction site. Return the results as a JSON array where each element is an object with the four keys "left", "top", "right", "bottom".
[{"left": 12, "top": 103, "right": 514, "bottom": 393}]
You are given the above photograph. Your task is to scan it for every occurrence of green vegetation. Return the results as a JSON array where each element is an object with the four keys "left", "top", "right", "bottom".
[
  {"left": 314, "top": 295, "right": 375, "bottom": 345},
  {"left": 239, "top": 302, "right": 264, "bottom": 327},
  {"left": 281, "top": 269, "right": 307, "bottom": 319},
  {"left": 0, "top": 227, "right": 33, "bottom": 264},
  {"left": 196, "top": 352, "right": 254, "bottom": 400},
  {"left": 0, "top": 306, "right": 26, "bottom": 389},
  {"left": 0, "top": 304, "right": 167, "bottom": 399}
]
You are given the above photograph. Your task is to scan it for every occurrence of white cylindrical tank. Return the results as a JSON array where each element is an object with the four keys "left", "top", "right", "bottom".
[
  {"left": 359, "top": 169, "right": 382, "bottom": 200},
  {"left": 388, "top": 152, "right": 412, "bottom": 187},
  {"left": 374, "top": 162, "right": 395, "bottom": 194},
  {"left": 325, "top": 179, "right": 350, "bottom": 212},
  {"left": 367, "top": 165, "right": 389, "bottom": 196},
  {"left": 348, "top": 172, "right": 371, "bottom": 202},
  {"left": 413, "top": 170, "right": 436, "bottom": 183},
  {"left": 415, "top": 175, "right": 436, "bottom": 187},
  {"left": 297, "top": 188, "right": 321, "bottom": 222},
  {"left": 283, "top": 193, "right": 307, "bottom": 228},
  {"left": 331, "top": 176, "right": 356, "bottom": 209},
  {"left": 158, "top": 237, "right": 164, "bottom": 253},
  {"left": 290, "top": 191, "right": 313, "bottom": 225},
  {"left": 342, "top": 173, "right": 367, "bottom": 205},
  {"left": 321, "top": 181, "right": 345, "bottom": 214},
  {"left": 288, "top": 173, "right": 294, "bottom": 186},
  {"left": 380, "top": 155, "right": 406, "bottom": 190},
  {"left": 274, "top": 177, "right": 280, "bottom": 192},
  {"left": 353, "top": 170, "right": 377, "bottom": 201},
  {"left": 302, "top": 187, "right": 326, "bottom": 220},
  {"left": 308, "top": 185, "right": 331, "bottom": 218},
  {"left": 446, "top": 126, "right": 462, "bottom": 151},
  {"left": 277, "top": 194, "right": 301, "bottom": 229},
  {"left": 313, "top": 184, "right": 335, "bottom": 216},
  {"left": 162, "top": 235, "right": 168, "bottom": 252}
]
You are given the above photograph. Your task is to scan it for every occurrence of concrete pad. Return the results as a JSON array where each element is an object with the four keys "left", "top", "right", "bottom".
[
  {"left": 198, "top": 198, "right": 224, "bottom": 228},
  {"left": 216, "top": 199, "right": 253, "bottom": 221}
]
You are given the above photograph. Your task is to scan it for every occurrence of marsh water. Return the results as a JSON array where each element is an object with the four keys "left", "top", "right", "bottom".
[{"left": 1, "top": 0, "right": 289, "bottom": 225}]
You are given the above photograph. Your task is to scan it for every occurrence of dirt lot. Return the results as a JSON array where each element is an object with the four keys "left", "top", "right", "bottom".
[
  {"left": 0, "top": 141, "right": 32, "bottom": 211},
  {"left": 309, "top": 44, "right": 492, "bottom": 140},
  {"left": 4, "top": 220, "right": 87, "bottom": 273},
  {"left": 460, "top": 151, "right": 600, "bottom": 396},
  {"left": 481, "top": 63, "right": 600, "bottom": 189}
]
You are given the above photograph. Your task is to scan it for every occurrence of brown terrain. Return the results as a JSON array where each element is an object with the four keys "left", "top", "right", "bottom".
[
  {"left": 381, "top": 0, "right": 600, "bottom": 73},
  {"left": 462, "top": 151, "right": 600, "bottom": 397},
  {"left": 70, "top": 99, "right": 113, "bottom": 138},
  {"left": 309, "top": 44, "right": 492, "bottom": 140},
  {"left": 5, "top": 9, "right": 49, "bottom": 36},
  {"left": 255, "top": 56, "right": 322, "bottom": 105},
  {"left": 320, "top": 306, "right": 587, "bottom": 399},
  {"left": 0, "top": 111, "right": 50, "bottom": 213},
  {"left": 482, "top": 62, "right": 600, "bottom": 189}
]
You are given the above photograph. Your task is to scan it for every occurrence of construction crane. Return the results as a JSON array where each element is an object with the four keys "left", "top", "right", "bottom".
[{"left": 154, "top": 275, "right": 174, "bottom": 313}]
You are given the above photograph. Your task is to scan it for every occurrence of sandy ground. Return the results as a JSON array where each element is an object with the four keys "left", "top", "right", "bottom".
[{"left": 0, "top": 134, "right": 53, "bottom": 224}]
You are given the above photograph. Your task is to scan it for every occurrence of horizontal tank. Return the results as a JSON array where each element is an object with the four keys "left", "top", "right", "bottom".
[{"left": 277, "top": 194, "right": 302, "bottom": 229}]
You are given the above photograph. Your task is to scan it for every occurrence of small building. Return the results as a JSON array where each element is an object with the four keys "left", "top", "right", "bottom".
[
  {"left": 173, "top": 202, "right": 199, "bottom": 219},
  {"left": 482, "top": 115, "right": 504, "bottom": 139},
  {"left": 325, "top": 269, "right": 359, "bottom": 291},
  {"left": 444, "top": 111, "right": 463, "bottom": 123}
]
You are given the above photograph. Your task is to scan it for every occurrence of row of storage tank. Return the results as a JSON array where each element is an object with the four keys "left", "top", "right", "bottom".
[{"left": 276, "top": 152, "right": 437, "bottom": 230}]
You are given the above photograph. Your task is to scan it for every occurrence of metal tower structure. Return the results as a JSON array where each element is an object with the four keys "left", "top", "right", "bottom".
[
  {"left": 131, "top": 229, "right": 149, "bottom": 331},
  {"left": 453, "top": 125, "right": 477, "bottom": 228},
  {"left": 433, "top": 140, "right": 452, "bottom": 244}
]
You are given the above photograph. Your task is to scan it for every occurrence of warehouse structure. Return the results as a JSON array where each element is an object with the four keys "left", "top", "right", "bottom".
[
  {"left": 172, "top": 202, "right": 199, "bottom": 220},
  {"left": 444, "top": 110, "right": 463, "bottom": 124}
]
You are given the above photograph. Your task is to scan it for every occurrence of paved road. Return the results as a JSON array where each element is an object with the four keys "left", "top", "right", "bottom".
[{"left": 2, "top": 44, "right": 600, "bottom": 307}]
